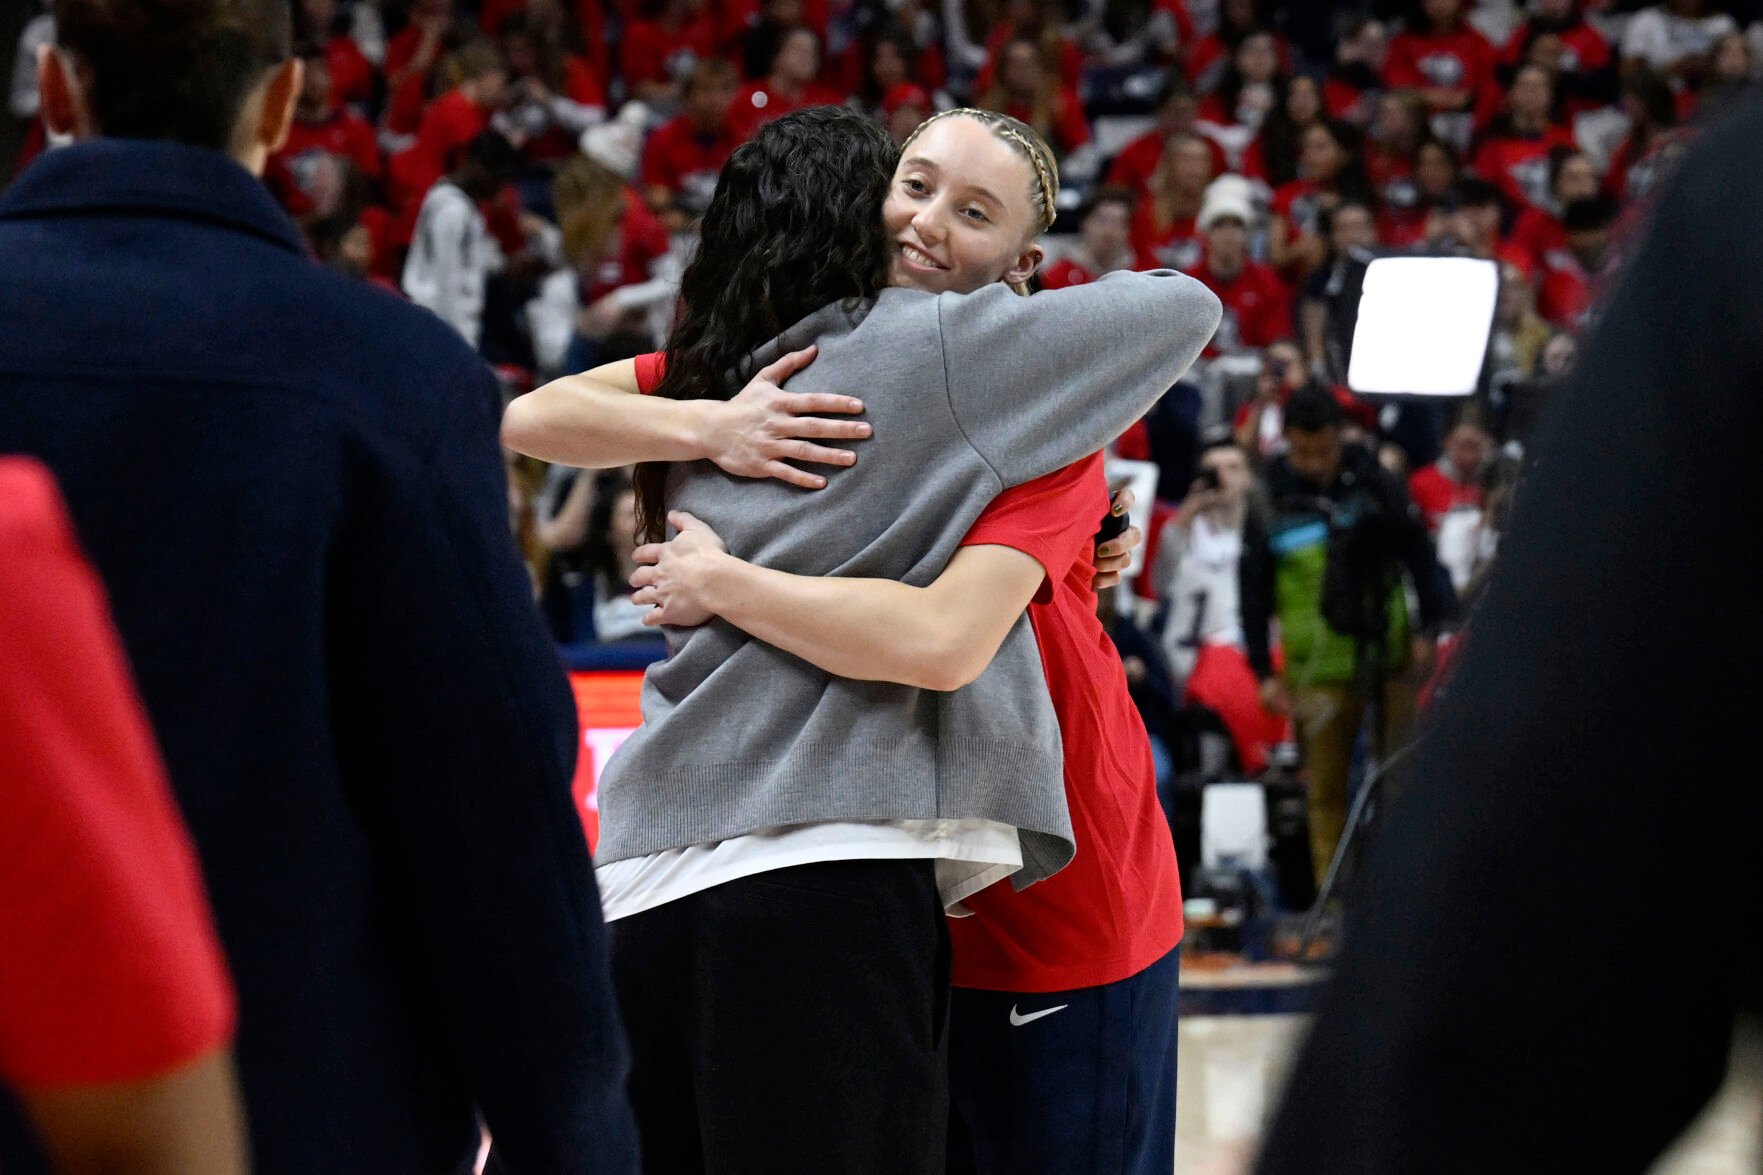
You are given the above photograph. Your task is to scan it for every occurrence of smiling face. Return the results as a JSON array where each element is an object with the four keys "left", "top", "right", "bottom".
[{"left": 884, "top": 115, "right": 1044, "bottom": 295}]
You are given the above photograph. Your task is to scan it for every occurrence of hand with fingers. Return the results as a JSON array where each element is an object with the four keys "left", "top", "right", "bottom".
[
  {"left": 629, "top": 511, "right": 730, "bottom": 628},
  {"left": 1092, "top": 487, "right": 1143, "bottom": 592},
  {"left": 698, "top": 344, "right": 872, "bottom": 490},
  {"left": 1176, "top": 478, "right": 1222, "bottom": 529}
]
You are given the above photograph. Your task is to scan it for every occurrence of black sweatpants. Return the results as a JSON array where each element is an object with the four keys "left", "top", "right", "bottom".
[{"left": 611, "top": 858, "right": 951, "bottom": 1175}]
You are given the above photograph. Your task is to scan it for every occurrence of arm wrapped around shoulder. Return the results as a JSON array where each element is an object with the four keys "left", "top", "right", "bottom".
[{"left": 938, "top": 270, "right": 1222, "bottom": 488}]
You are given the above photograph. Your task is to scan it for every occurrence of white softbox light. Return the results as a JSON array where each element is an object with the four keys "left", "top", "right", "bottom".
[{"left": 1346, "top": 257, "right": 1499, "bottom": 398}]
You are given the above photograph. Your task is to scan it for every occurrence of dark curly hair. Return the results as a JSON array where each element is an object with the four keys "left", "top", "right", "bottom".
[{"left": 633, "top": 105, "right": 898, "bottom": 542}]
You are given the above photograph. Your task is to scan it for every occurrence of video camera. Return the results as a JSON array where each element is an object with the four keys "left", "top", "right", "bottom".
[{"left": 1319, "top": 482, "right": 1401, "bottom": 645}]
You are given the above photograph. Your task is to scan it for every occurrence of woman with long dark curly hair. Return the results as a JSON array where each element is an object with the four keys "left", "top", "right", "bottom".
[{"left": 505, "top": 105, "right": 1218, "bottom": 1172}]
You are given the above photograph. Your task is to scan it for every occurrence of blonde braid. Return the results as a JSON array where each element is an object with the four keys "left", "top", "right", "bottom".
[{"left": 902, "top": 108, "right": 1059, "bottom": 233}]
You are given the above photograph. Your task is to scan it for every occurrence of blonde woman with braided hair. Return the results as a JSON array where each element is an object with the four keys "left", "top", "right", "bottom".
[{"left": 505, "top": 106, "right": 1217, "bottom": 1173}]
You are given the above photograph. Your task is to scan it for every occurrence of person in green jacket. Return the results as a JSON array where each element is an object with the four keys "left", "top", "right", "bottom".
[{"left": 1240, "top": 385, "right": 1456, "bottom": 889}]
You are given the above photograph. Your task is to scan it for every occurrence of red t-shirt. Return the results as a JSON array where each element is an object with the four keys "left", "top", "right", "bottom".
[
  {"left": 1408, "top": 462, "right": 1483, "bottom": 532},
  {"left": 415, "top": 90, "right": 489, "bottom": 175},
  {"left": 1536, "top": 247, "right": 1594, "bottom": 328},
  {"left": 728, "top": 80, "right": 846, "bottom": 140},
  {"left": 580, "top": 189, "right": 673, "bottom": 303},
  {"left": 1322, "top": 75, "right": 1376, "bottom": 123},
  {"left": 1385, "top": 25, "right": 1498, "bottom": 101},
  {"left": 952, "top": 454, "right": 1184, "bottom": 992},
  {"left": 1509, "top": 205, "right": 1565, "bottom": 274},
  {"left": 1271, "top": 178, "right": 1330, "bottom": 245},
  {"left": 1041, "top": 255, "right": 1144, "bottom": 289},
  {"left": 641, "top": 114, "right": 740, "bottom": 204},
  {"left": 325, "top": 35, "right": 378, "bottom": 111},
  {"left": 1472, "top": 124, "right": 1577, "bottom": 211},
  {"left": 1105, "top": 130, "right": 1227, "bottom": 199},
  {"left": 621, "top": 15, "right": 722, "bottom": 87},
  {"left": 1500, "top": 19, "right": 1611, "bottom": 115},
  {"left": 382, "top": 25, "right": 445, "bottom": 134},
  {"left": 1193, "top": 257, "right": 1292, "bottom": 352},
  {"left": 1130, "top": 205, "right": 1203, "bottom": 273},
  {"left": 0, "top": 458, "right": 235, "bottom": 1088},
  {"left": 267, "top": 108, "right": 384, "bottom": 217}
]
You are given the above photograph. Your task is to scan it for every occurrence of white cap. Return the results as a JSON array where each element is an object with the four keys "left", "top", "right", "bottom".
[
  {"left": 579, "top": 102, "right": 651, "bottom": 181},
  {"left": 1197, "top": 174, "right": 1256, "bottom": 232}
]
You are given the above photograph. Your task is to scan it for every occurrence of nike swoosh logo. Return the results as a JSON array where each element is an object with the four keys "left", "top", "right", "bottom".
[{"left": 1008, "top": 1003, "right": 1069, "bottom": 1027}]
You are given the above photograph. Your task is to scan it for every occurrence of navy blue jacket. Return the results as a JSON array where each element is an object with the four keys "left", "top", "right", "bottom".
[{"left": 0, "top": 141, "right": 637, "bottom": 1174}]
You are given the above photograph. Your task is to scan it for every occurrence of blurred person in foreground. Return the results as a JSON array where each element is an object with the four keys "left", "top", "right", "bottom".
[
  {"left": 1241, "top": 387, "right": 1455, "bottom": 889},
  {"left": 0, "top": 458, "right": 245, "bottom": 1173},
  {"left": 1257, "top": 94, "right": 1763, "bottom": 1174},
  {"left": 0, "top": 1, "right": 636, "bottom": 1171}
]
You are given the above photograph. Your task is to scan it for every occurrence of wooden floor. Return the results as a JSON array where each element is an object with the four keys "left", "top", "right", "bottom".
[{"left": 1174, "top": 1005, "right": 1763, "bottom": 1172}]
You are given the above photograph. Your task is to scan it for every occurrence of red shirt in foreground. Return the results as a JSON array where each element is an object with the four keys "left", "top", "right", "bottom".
[
  {"left": 952, "top": 454, "right": 1184, "bottom": 992},
  {"left": 0, "top": 458, "right": 235, "bottom": 1088}
]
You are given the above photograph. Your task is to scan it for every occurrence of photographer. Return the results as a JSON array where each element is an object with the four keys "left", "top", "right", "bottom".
[
  {"left": 1154, "top": 440, "right": 1289, "bottom": 776},
  {"left": 1240, "top": 386, "right": 1455, "bottom": 888}
]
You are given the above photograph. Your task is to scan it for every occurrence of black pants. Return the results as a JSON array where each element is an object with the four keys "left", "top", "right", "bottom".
[{"left": 611, "top": 858, "right": 951, "bottom": 1175}]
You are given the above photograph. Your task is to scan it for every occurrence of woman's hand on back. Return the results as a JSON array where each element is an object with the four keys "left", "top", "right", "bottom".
[
  {"left": 1092, "top": 487, "right": 1143, "bottom": 591},
  {"left": 630, "top": 512, "right": 732, "bottom": 628},
  {"left": 695, "top": 345, "right": 873, "bottom": 490}
]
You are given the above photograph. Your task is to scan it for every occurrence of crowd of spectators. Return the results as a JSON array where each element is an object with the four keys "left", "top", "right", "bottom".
[{"left": 8, "top": 0, "right": 1759, "bottom": 871}]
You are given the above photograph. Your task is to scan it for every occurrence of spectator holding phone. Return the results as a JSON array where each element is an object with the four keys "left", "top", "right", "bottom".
[{"left": 1153, "top": 441, "right": 1288, "bottom": 774}]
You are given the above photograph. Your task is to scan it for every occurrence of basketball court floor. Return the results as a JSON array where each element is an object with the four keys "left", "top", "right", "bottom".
[{"left": 1174, "top": 1007, "right": 1763, "bottom": 1172}]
